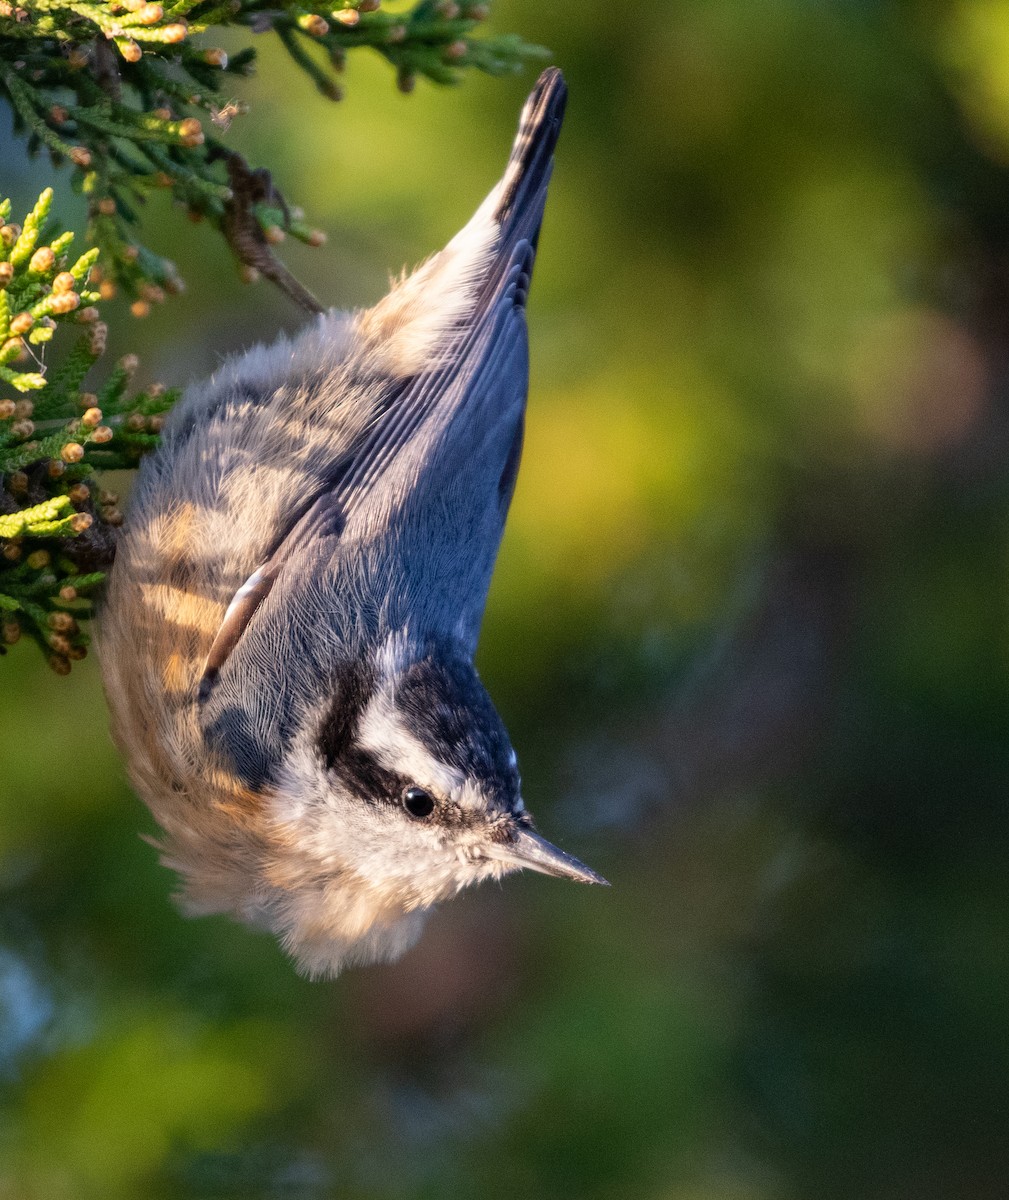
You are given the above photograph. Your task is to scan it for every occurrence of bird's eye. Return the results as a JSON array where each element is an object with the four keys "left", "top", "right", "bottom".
[{"left": 403, "top": 786, "right": 435, "bottom": 818}]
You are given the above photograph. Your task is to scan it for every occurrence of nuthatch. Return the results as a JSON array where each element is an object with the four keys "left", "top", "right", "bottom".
[{"left": 99, "top": 68, "right": 606, "bottom": 979}]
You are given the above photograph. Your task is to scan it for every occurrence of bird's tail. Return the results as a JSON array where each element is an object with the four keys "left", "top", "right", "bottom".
[
  {"left": 359, "top": 67, "right": 567, "bottom": 376},
  {"left": 431, "top": 65, "right": 566, "bottom": 337},
  {"left": 486, "top": 65, "right": 567, "bottom": 252}
]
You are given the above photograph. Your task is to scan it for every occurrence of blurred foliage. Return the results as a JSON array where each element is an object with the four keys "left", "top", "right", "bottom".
[{"left": 2, "top": 1, "right": 1009, "bottom": 1198}]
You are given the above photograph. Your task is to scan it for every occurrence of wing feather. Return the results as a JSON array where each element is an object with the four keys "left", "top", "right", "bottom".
[{"left": 198, "top": 69, "right": 566, "bottom": 707}]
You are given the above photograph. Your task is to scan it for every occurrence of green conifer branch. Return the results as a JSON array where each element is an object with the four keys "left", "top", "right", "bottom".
[
  {"left": 0, "top": 189, "right": 178, "bottom": 672},
  {"left": 1, "top": 0, "right": 544, "bottom": 305}
]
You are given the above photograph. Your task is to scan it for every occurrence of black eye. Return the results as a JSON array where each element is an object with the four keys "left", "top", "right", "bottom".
[{"left": 403, "top": 787, "right": 435, "bottom": 818}]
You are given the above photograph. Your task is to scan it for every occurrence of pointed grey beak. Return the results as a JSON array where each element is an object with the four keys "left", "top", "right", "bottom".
[{"left": 487, "top": 824, "right": 609, "bottom": 886}]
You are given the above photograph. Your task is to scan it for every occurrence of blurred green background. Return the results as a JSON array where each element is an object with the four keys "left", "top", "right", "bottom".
[{"left": 2, "top": 1, "right": 1009, "bottom": 1196}]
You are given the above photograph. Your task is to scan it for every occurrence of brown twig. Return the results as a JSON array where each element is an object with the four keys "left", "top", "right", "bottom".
[{"left": 219, "top": 151, "right": 324, "bottom": 315}]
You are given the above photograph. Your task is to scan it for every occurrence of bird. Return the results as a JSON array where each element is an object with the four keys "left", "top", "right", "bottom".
[{"left": 99, "top": 67, "right": 607, "bottom": 980}]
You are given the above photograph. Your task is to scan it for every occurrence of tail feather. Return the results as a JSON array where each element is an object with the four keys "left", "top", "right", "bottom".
[
  {"left": 491, "top": 66, "right": 567, "bottom": 242},
  {"left": 457, "top": 66, "right": 566, "bottom": 327},
  {"left": 358, "top": 67, "right": 566, "bottom": 376}
]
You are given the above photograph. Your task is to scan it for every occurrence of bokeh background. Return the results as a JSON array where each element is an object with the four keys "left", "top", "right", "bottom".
[{"left": 2, "top": 1, "right": 1008, "bottom": 1196}]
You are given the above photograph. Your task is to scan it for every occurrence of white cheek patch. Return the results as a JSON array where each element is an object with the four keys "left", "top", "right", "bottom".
[{"left": 357, "top": 687, "right": 464, "bottom": 800}]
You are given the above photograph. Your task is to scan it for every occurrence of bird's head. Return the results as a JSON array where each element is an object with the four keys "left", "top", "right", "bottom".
[{"left": 262, "top": 631, "right": 605, "bottom": 977}]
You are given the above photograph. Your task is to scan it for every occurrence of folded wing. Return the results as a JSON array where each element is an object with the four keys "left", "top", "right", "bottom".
[{"left": 198, "top": 69, "right": 567, "bottom": 785}]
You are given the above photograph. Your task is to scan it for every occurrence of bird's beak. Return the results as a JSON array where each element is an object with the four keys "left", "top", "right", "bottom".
[{"left": 486, "top": 822, "right": 609, "bottom": 886}]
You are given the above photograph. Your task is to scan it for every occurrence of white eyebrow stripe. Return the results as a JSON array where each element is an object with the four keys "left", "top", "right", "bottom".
[{"left": 356, "top": 688, "right": 464, "bottom": 799}]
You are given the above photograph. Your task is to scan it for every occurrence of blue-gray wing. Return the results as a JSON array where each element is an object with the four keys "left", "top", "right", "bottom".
[{"left": 197, "top": 263, "right": 531, "bottom": 787}]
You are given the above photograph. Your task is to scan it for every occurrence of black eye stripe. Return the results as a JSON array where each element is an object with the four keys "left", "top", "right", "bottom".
[
  {"left": 337, "top": 747, "right": 408, "bottom": 808},
  {"left": 318, "top": 661, "right": 374, "bottom": 770}
]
